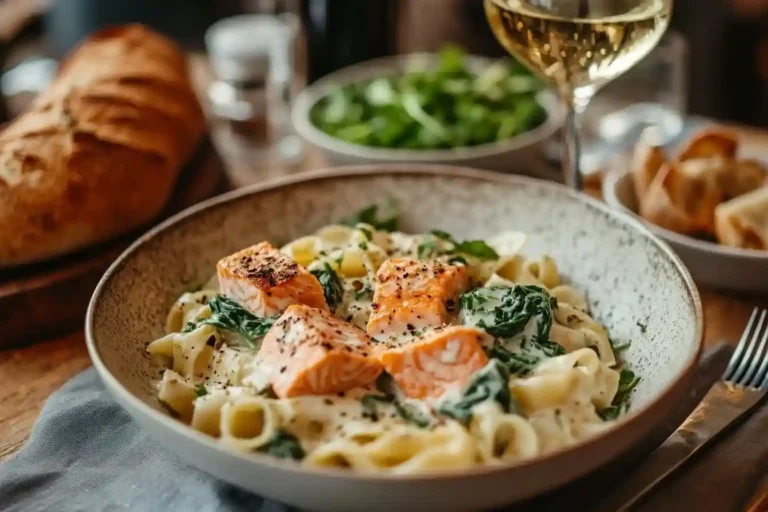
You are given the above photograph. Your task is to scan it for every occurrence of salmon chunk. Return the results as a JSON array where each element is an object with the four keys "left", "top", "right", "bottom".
[
  {"left": 375, "top": 326, "right": 489, "bottom": 399},
  {"left": 367, "top": 258, "right": 468, "bottom": 339},
  {"left": 256, "top": 305, "right": 383, "bottom": 398},
  {"left": 217, "top": 242, "right": 327, "bottom": 317}
]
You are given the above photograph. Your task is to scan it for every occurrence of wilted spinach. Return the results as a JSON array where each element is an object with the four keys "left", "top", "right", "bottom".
[
  {"left": 438, "top": 360, "right": 516, "bottom": 424},
  {"left": 485, "top": 338, "right": 564, "bottom": 376},
  {"left": 461, "top": 285, "right": 565, "bottom": 374},
  {"left": 258, "top": 429, "right": 306, "bottom": 460},
  {"left": 342, "top": 200, "right": 399, "bottom": 232},
  {"left": 460, "top": 285, "right": 556, "bottom": 341},
  {"left": 431, "top": 230, "right": 499, "bottom": 261},
  {"left": 183, "top": 295, "right": 275, "bottom": 350},
  {"left": 599, "top": 369, "right": 640, "bottom": 421},
  {"left": 310, "top": 263, "right": 344, "bottom": 311},
  {"left": 361, "top": 373, "right": 434, "bottom": 428}
]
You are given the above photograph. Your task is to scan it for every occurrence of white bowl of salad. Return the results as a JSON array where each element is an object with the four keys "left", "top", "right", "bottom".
[{"left": 292, "top": 46, "right": 562, "bottom": 179}]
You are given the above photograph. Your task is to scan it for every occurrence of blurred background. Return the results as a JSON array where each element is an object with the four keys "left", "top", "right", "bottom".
[
  {"left": 2, "top": 0, "right": 766, "bottom": 118},
  {"left": 0, "top": 0, "right": 766, "bottom": 180}
]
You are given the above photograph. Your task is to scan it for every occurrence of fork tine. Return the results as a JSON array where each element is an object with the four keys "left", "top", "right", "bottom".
[
  {"left": 743, "top": 309, "right": 768, "bottom": 388},
  {"left": 731, "top": 309, "right": 766, "bottom": 384},
  {"left": 724, "top": 307, "right": 759, "bottom": 381}
]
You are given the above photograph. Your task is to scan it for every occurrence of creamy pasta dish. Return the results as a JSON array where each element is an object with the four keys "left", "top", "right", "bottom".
[{"left": 147, "top": 205, "right": 638, "bottom": 474}]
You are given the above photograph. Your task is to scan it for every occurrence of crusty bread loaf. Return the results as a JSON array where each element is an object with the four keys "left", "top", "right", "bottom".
[{"left": 0, "top": 24, "right": 205, "bottom": 267}]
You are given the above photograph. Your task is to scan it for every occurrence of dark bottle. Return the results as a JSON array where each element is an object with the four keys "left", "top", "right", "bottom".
[{"left": 300, "top": 0, "right": 398, "bottom": 83}]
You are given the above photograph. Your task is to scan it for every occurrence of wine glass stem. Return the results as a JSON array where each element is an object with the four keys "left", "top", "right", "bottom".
[{"left": 561, "top": 95, "right": 589, "bottom": 191}]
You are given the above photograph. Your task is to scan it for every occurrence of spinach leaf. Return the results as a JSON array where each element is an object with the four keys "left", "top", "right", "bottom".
[
  {"left": 417, "top": 240, "right": 439, "bottom": 259},
  {"left": 185, "top": 295, "right": 276, "bottom": 350},
  {"left": 194, "top": 383, "right": 207, "bottom": 397},
  {"left": 361, "top": 374, "right": 435, "bottom": 428},
  {"left": 599, "top": 369, "right": 640, "bottom": 421},
  {"left": 438, "top": 360, "right": 516, "bottom": 424},
  {"left": 342, "top": 200, "right": 399, "bottom": 232},
  {"left": 462, "top": 285, "right": 564, "bottom": 374},
  {"left": 460, "top": 285, "right": 557, "bottom": 342},
  {"left": 486, "top": 337, "right": 565, "bottom": 376},
  {"left": 310, "top": 263, "right": 344, "bottom": 311},
  {"left": 486, "top": 343, "right": 538, "bottom": 375},
  {"left": 431, "top": 230, "right": 499, "bottom": 261},
  {"left": 258, "top": 429, "right": 305, "bottom": 460}
]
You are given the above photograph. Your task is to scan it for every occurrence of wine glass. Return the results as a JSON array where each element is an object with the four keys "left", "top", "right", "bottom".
[{"left": 484, "top": 0, "right": 673, "bottom": 190}]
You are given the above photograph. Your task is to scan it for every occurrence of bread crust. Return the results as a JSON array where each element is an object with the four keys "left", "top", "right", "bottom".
[{"left": 0, "top": 24, "right": 205, "bottom": 267}]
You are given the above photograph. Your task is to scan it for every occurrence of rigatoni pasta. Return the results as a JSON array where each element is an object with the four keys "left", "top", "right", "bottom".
[{"left": 146, "top": 207, "right": 639, "bottom": 474}]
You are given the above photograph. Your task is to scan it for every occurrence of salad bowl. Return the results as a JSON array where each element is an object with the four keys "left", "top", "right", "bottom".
[{"left": 291, "top": 53, "right": 562, "bottom": 180}]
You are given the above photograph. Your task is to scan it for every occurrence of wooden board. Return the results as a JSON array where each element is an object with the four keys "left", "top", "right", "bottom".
[{"left": 0, "top": 136, "right": 227, "bottom": 348}]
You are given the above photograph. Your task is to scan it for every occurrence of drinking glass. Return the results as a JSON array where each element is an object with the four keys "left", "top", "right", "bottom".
[{"left": 484, "top": 0, "right": 673, "bottom": 190}]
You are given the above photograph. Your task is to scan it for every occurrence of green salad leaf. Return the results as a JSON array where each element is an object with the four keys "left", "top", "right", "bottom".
[
  {"left": 310, "top": 263, "right": 344, "bottom": 311},
  {"left": 309, "top": 45, "right": 547, "bottom": 150},
  {"left": 438, "top": 360, "right": 516, "bottom": 424},
  {"left": 183, "top": 295, "right": 276, "bottom": 350},
  {"left": 258, "top": 429, "right": 306, "bottom": 460}
]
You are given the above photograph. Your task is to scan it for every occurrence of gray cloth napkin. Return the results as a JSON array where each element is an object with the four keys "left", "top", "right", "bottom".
[{"left": 0, "top": 343, "right": 762, "bottom": 512}]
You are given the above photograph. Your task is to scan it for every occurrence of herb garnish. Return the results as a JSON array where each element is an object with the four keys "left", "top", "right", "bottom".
[
  {"left": 438, "top": 360, "right": 517, "bottom": 424},
  {"left": 258, "top": 429, "right": 306, "bottom": 460},
  {"left": 599, "top": 369, "right": 640, "bottom": 421},
  {"left": 194, "top": 383, "right": 207, "bottom": 397},
  {"left": 310, "top": 263, "right": 344, "bottom": 311},
  {"left": 183, "top": 295, "right": 275, "bottom": 350}
]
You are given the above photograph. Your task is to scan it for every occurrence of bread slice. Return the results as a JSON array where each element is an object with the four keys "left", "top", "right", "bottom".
[{"left": 0, "top": 24, "right": 205, "bottom": 267}]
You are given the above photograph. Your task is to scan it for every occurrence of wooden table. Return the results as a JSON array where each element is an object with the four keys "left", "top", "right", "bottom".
[{"left": 2, "top": 126, "right": 768, "bottom": 511}]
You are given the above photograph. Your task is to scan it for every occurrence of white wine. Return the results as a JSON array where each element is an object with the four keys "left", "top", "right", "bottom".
[{"left": 485, "top": 0, "right": 671, "bottom": 100}]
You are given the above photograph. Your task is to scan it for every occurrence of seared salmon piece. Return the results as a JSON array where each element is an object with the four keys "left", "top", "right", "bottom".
[
  {"left": 375, "top": 326, "right": 489, "bottom": 399},
  {"left": 256, "top": 305, "right": 383, "bottom": 398},
  {"left": 367, "top": 258, "right": 468, "bottom": 338},
  {"left": 217, "top": 242, "right": 327, "bottom": 317}
]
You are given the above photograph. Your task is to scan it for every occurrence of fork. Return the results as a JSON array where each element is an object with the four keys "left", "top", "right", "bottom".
[{"left": 600, "top": 307, "right": 768, "bottom": 512}]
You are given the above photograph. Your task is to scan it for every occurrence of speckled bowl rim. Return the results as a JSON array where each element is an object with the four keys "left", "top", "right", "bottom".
[
  {"left": 603, "top": 166, "right": 768, "bottom": 261},
  {"left": 291, "top": 53, "right": 562, "bottom": 162},
  {"left": 86, "top": 164, "right": 704, "bottom": 482}
]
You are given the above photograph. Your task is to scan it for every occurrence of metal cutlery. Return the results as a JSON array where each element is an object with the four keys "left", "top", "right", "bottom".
[{"left": 601, "top": 307, "right": 768, "bottom": 512}]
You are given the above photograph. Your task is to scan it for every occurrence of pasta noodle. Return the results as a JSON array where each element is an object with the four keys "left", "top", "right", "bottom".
[{"left": 146, "top": 220, "right": 638, "bottom": 474}]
